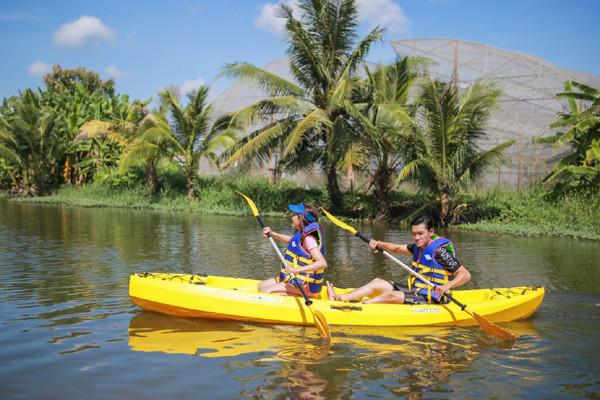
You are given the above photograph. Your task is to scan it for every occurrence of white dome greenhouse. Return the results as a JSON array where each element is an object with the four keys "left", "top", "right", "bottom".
[
  {"left": 391, "top": 38, "right": 600, "bottom": 188},
  {"left": 211, "top": 38, "right": 600, "bottom": 189}
]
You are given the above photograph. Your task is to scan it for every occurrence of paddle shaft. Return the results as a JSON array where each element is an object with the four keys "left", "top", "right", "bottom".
[
  {"left": 254, "top": 215, "right": 314, "bottom": 307},
  {"left": 354, "top": 232, "right": 468, "bottom": 310}
]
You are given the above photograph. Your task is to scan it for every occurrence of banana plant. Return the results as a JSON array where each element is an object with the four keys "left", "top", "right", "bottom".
[
  {"left": 0, "top": 90, "right": 63, "bottom": 195},
  {"left": 534, "top": 81, "right": 600, "bottom": 191}
]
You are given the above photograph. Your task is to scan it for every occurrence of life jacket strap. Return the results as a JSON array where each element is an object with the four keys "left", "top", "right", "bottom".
[
  {"left": 278, "top": 258, "right": 325, "bottom": 284},
  {"left": 285, "top": 250, "right": 312, "bottom": 265}
]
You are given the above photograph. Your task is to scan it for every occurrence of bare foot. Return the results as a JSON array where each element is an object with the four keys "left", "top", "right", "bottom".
[{"left": 327, "top": 281, "right": 342, "bottom": 302}]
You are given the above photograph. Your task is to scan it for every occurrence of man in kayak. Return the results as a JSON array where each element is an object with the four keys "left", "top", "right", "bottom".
[
  {"left": 327, "top": 215, "right": 470, "bottom": 304},
  {"left": 258, "top": 203, "right": 328, "bottom": 297}
]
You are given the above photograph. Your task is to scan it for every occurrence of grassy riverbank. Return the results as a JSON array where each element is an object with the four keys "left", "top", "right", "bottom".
[
  {"left": 7, "top": 177, "right": 332, "bottom": 218},
  {"left": 457, "top": 186, "right": 600, "bottom": 240},
  {"left": 7, "top": 177, "right": 600, "bottom": 240}
]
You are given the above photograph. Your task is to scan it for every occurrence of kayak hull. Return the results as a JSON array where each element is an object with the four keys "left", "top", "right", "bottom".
[{"left": 129, "top": 273, "right": 545, "bottom": 327}]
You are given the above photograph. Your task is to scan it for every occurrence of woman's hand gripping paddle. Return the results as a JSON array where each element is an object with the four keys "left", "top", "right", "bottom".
[
  {"left": 236, "top": 191, "right": 331, "bottom": 343},
  {"left": 320, "top": 207, "right": 518, "bottom": 341}
]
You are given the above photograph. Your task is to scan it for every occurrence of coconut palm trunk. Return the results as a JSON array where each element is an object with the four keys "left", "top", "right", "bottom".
[
  {"left": 326, "top": 161, "right": 342, "bottom": 210},
  {"left": 185, "top": 170, "right": 196, "bottom": 199},
  {"left": 147, "top": 160, "right": 158, "bottom": 195},
  {"left": 373, "top": 165, "right": 394, "bottom": 221}
]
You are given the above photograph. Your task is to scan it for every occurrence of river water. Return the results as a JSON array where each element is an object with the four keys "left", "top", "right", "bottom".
[{"left": 1, "top": 200, "right": 599, "bottom": 399}]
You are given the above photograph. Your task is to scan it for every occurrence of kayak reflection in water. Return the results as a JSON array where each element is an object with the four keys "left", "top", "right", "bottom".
[
  {"left": 327, "top": 215, "right": 471, "bottom": 305},
  {"left": 258, "top": 202, "right": 328, "bottom": 297}
]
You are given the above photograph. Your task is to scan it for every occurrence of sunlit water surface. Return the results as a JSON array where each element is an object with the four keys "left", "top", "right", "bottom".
[{"left": 1, "top": 200, "right": 599, "bottom": 399}]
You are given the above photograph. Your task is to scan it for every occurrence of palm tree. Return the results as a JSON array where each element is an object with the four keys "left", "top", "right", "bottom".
[
  {"left": 116, "top": 114, "right": 164, "bottom": 194},
  {"left": 221, "top": 0, "right": 384, "bottom": 210},
  {"left": 352, "top": 57, "right": 429, "bottom": 221},
  {"left": 533, "top": 81, "right": 600, "bottom": 192},
  {"left": 122, "top": 86, "right": 238, "bottom": 198},
  {"left": 399, "top": 77, "right": 515, "bottom": 225}
]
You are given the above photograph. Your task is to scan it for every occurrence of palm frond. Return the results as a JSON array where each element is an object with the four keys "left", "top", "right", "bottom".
[
  {"left": 283, "top": 108, "right": 330, "bottom": 157},
  {"left": 459, "top": 139, "right": 516, "bottom": 185},
  {"left": 76, "top": 120, "right": 128, "bottom": 145},
  {"left": 119, "top": 142, "right": 161, "bottom": 171},
  {"left": 341, "top": 25, "right": 385, "bottom": 80},
  {"left": 138, "top": 122, "right": 182, "bottom": 154},
  {"left": 377, "top": 103, "right": 414, "bottom": 127},
  {"left": 223, "top": 122, "right": 289, "bottom": 168},
  {"left": 327, "top": 77, "right": 359, "bottom": 111},
  {"left": 0, "top": 143, "right": 20, "bottom": 164},
  {"left": 338, "top": 140, "right": 369, "bottom": 173},
  {"left": 228, "top": 96, "right": 313, "bottom": 128},
  {"left": 397, "top": 158, "right": 427, "bottom": 182},
  {"left": 219, "top": 62, "right": 305, "bottom": 98},
  {"left": 203, "top": 130, "right": 237, "bottom": 154}
]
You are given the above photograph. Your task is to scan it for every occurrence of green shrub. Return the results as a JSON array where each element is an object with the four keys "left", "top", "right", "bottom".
[{"left": 459, "top": 184, "right": 600, "bottom": 239}]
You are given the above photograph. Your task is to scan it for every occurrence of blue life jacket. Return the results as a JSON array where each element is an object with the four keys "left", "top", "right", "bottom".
[
  {"left": 410, "top": 236, "right": 457, "bottom": 303},
  {"left": 277, "top": 222, "right": 325, "bottom": 294}
]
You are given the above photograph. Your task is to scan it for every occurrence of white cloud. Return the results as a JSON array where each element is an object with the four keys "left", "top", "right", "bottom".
[
  {"left": 28, "top": 61, "right": 52, "bottom": 77},
  {"left": 254, "top": 0, "right": 299, "bottom": 35},
  {"left": 103, "top": 65, "right": 127, "bottom": 79},
  {"left": 181, "top": 77, "right": 207, "bottom": 95},
  {"left": 254, "top": 0, "right": 410, "bottom": 36},
  {"left": 53, "top": 16, "right": 116, "bottom": 49},
  {"left": 356, "top": 0, "right": 410, "bottom": 34}
]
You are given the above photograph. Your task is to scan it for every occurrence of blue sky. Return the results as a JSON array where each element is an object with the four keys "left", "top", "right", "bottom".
[{"left": 1, "top": 0, "right": 599, "bottom": 104}]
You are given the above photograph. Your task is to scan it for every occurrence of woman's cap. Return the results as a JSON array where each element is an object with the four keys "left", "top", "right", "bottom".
[{"left": 288, "top": 202, "right": 316, "bottom": 222}]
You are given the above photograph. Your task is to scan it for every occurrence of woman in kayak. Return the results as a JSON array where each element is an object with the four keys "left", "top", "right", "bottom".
[
  {"left": 327, "top": 215, "right": 471, "bottom": 304},
  {"left": 258, "top": 203, "right": 327, "bottom": 297}
]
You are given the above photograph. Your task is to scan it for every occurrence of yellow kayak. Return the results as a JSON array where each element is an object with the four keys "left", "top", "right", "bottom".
[{"left": 129, "top": 273, "right": 544, "bottom": 327}]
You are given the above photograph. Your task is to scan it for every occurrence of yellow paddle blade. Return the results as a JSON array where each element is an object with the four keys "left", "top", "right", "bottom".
[
  {"left": 464, "top": 308, "right": 518, "bottom": 341},
  {"left": 236, "top": 191, "right": 260, "bottom": 217},
  {"left": 320, "top": 208, "right": 357, "bottom": 235},
  {"left": 309, "top": 305, "right": 332, "bottom": 343}
]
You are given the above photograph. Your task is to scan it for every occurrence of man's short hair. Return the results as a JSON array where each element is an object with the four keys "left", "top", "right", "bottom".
[{"left": 410, "top": 215, "right": 434, "bottom": 230}]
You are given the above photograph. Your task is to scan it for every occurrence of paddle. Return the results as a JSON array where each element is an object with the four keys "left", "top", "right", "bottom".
[
  {"left": 236, "top": 191, "right": 332, "bottom": 343},
  {"left": 320, "top": 208, "right": 518, "bottom": 341}
]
